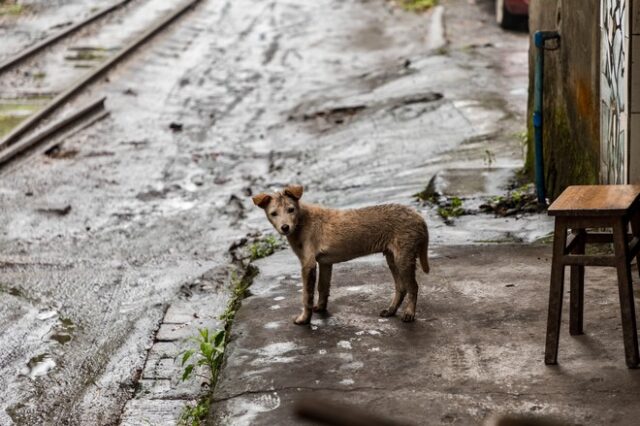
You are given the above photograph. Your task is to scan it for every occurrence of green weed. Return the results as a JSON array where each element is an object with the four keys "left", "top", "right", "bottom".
[
  {"left": 177, "top": 265, "right": 258, "bottom": 424},
  {"left": 180, "top": 328, "right": 225, "bottom": 382},
  {"left": 480, "top": 183, "right": 542, "bottom": 216},
  {"left": 177, "top": 328, "right": 225, "bottom": 425},
  {"left": 437, "top": 197, "right": 464, "bottom": 222},
  {"left": 249, "top": 235, "right": 281, "bottom": 261},
  {"left": 179, "top": 398, "right": 209, "bottom": 426},
  {"left": 0, "top": 3, "right": 24, "bottom": 16},
  {"left": 399, "top": 0, "right": 437, "bottom": 12}
]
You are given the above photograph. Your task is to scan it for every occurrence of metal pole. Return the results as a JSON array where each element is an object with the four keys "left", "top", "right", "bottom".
[{"left": 533, "top": 30, "right": 560, "bottom": 205}]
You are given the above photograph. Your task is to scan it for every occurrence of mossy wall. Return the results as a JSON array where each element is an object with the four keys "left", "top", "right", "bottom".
[{"left": 526, "top": 0, "right": 600, "bottom": 200}]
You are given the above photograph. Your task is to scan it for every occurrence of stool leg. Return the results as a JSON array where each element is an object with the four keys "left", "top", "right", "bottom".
[
  {"left": 570, "top": 229, "right": 585, "bottom": 336},
  {"left": 545, "top": 218, "right": 567, "bottom": 365},
  {"left": 613, "top": 218, "right": 639, "bottom": 369},
  {"left": 631, "top": 210, "right": 640, "bottom": 278}
]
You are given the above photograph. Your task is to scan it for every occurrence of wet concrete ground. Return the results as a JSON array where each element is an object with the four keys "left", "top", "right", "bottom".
[
  {"left": 0, "top": 0, "right": 558, "bottom": 424},
  {"left": 212, "top": 247, "right": 640, "bottom": 425}
]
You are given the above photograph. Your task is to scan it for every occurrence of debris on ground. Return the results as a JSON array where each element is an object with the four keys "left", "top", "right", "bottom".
[
  {"left": 169, "top": 122, "right": 183, "bottom": 132},
  {"left": 44, "top": 144, "right": 78, "bottom": 159},
  {"left": 298, "top": 105, "right": 366, "bottom": 125},
  {"left": 414, "top": 174, "right": 439, "bottom": 203},
  {"left": 480, "top": 183, "right": 545, "bottom": 217},
  {"left": 36, "top": 204, "right": 72, "bottom": 216},
  {"left": 414, "top": 174, "right": 467, "bottom": 225}
]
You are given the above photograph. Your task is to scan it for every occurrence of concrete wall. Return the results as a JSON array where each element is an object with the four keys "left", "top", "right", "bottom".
[{"left": 526, "top": 0, "right": 600, "bottom": 199}]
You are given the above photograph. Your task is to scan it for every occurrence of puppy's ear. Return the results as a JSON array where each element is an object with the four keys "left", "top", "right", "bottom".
[
  {"left": 283, "top": 184, "right": 303, "bottom": 201},
  {"left": 252, "top": 193, "right": 272, "bottom": 209}
]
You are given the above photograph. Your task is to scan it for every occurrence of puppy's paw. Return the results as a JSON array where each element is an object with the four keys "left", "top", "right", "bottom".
[
  {"left": 401, "top": 311, "right": 416, "bottom": 322},
  {"left": 293, "top": 314, "right": 311, "bottom": 325},
  {"left": 312, "top": 305, "right": 327, "bottom": 313},
  {"left": 379, "top": 308, "right": 395, "bottom": 318}
]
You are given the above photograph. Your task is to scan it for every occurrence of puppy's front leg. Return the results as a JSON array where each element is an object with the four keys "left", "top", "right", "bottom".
[{"left": 294, "top": 261, "right": 317, "bottom": 325}]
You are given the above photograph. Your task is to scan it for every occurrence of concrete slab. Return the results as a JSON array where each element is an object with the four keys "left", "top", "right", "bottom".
[{"left": 209, "top": 246, "right": 640, "bottom": 425}]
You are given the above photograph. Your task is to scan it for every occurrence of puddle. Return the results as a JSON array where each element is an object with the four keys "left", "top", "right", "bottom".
[
  {"left": 49, "top": 317, "right": 76, "bottom": 345},
  {"left": 20, "top": 354, "right": 56, "bottom": 379},
  {"left": 36, "top": 310, "right": 58, "bottom": 321},
  {"left": 0, "top": 98, "right": 49, "bottom": 139}
]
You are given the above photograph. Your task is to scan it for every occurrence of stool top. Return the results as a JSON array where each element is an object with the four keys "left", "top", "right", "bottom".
[{"left": 548, "top": 185, "right": 640, "bottom": 216}]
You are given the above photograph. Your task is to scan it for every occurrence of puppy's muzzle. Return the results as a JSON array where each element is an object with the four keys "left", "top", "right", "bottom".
[{"left": 280, "top": 224, "right": 290, "bottom": 235}]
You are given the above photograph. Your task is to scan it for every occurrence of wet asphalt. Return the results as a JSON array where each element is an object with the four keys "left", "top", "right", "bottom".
[{"left": 0, "top": 0, "right": 549, "bottom": 424}]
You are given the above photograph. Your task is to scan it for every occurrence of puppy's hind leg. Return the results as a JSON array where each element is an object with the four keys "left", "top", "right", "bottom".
[
  {"left": 397, "top": 256, "right": 418, "bottom": 322},
  {"left": 314, "top": 263, "right": 332, "bottom": 313},
  {"left": 380, "top": 252, "right": 406, "bottom": 318}
]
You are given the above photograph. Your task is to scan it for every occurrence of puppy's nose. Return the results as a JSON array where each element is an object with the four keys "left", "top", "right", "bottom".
[{"left": 281, "top": 224, "right": 290, "bottom": 233}]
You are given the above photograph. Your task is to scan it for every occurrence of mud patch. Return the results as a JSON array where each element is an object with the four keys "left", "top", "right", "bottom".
[
  {"left": 289, "top": 92, "right": 443, "bottom": 132},
  {"left": 297, "top": 105, "right": 366, "bottom": 126}
]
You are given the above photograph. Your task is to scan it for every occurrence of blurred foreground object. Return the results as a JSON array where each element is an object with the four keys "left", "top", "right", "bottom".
[{"left": 294, "top": 398, "right": 568, "bottom": 426}]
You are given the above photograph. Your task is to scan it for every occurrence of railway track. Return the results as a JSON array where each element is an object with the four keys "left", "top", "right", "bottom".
[{"left": 0, "top": 0, "right": 201, "bottom": 167}]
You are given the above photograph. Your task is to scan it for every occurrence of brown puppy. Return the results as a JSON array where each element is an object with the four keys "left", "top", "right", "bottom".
[{"left": 252, "top": 185, "right": 430, "bottom": 325}]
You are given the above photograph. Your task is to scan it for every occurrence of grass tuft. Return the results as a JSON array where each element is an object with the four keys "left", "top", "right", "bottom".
[
  {"left": 0, "top": 3, "right": 25, "bottom": 16},
  {"left": 399, "top": 0, "right": 437, "bottom": 12},
  {"left": 248, "top": 235, "right": 282, "bottom": 261},
  {"left": 177, "top": 265, "right": 258, "bottom": 425},
  {"left": 437, "top": 196, "right": 464, "bottom": 222}
]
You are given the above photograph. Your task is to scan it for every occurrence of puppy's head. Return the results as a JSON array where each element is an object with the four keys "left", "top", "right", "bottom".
[{"left": 252, "top": 184, "right": 303, "bottom": 236}]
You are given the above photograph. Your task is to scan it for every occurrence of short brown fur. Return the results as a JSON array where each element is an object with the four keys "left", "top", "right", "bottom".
[{"left": 252, "top": 185, "right": 430, "bottom": 324}]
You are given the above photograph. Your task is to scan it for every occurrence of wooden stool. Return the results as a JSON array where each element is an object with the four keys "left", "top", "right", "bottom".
[{"left": 545, "top": 185, "right": 640, "bottom": 368}]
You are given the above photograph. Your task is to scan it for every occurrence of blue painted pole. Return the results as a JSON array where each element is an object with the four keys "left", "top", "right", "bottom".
[{"left": 533, "top": 31, "right": 560, "bottom": 205}]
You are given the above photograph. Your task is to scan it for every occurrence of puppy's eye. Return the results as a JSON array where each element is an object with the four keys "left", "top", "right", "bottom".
[
  {"left": 270, "top": 212, "right": 278, "bottom": 217},
  {"left": 287, "top": 207, "right": 295, "bottom": 213}
]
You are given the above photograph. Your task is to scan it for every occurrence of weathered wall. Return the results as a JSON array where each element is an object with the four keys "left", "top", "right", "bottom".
[{"left": 526, "top": 0, "right": 600, "bottom": 200}]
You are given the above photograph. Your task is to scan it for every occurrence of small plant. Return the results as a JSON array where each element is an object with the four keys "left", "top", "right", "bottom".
[
  {"left": 484, "top": 149, "right": 495, "bottom": 168},
  {"left": 249, "top": 235, "right": 281, "bottom": 260},
  {"left": 480, "top": 183, "right": 542, "bottom": 216},
  {"left": 399, "top": 0, "right": 437, "bottom": 12},
  {"left": 219, "top": 265, "right": 258, "bottom": 323},
  {"left": 180, "top": 328, "right": 225, "bottom": 383},
  {"left": 178, "top": 328, "right": 225, "bottom": 425},
  {"left": 437, "top": 196, "right": 464, "bottom": 223},
  {"left": 179, "top": 398, "right": 209, "bottom": 426},
  {"left": 219, "top": 272, "right": 248, "bottom": 322}
]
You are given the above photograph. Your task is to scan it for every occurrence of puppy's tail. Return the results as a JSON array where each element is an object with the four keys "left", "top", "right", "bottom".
[{"left": 419, "top": 233, "right": 430, "bottom": 274}]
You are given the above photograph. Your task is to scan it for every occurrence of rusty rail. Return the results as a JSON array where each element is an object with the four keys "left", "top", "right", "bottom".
[
  {"left": 0, "top": 0, "right": 201, "bottom": 155},
  {"left": 0, "top": 0, "right": 133, "bottom": 74},
  {"left": 0, "top": 97, "right": 106, "bottom": 166}
]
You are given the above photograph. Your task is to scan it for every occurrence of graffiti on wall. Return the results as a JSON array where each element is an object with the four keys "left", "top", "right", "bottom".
[{"left": 601, "top": 0, "right": 628, "bottom": 184}]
